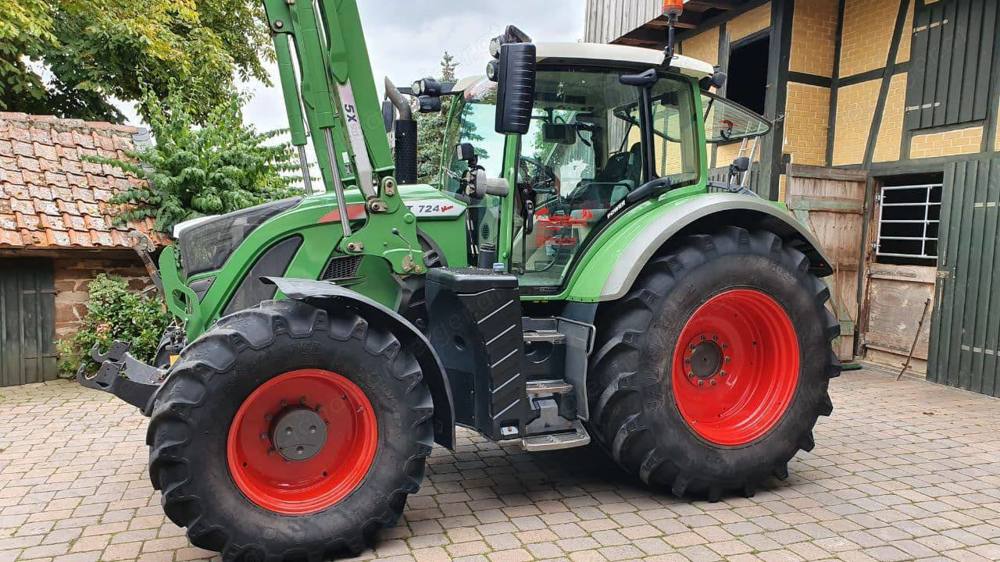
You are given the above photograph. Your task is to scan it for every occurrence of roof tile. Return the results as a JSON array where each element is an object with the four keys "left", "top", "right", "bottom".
[
  {"left": 33, "top": 142, "right": 57, "bottom": 161},
  {"left": 0, "top": 230, "right": 23, "bottom": 246},
  {"left": 40, "top": 214, "right": 67, "bottom": 231},
  {"left": 34, "top": 199, "right": 60, "bottom": 216},
  {"left": 0, "top": 113, "right": 167, "bottom": 249},
  {"left": 13, "top": 141, "right": 33, "bottom": 157},
  {"left": 91, "top": 230, "right": 114, "bottom": 246},
  {"left": 16, "top": 155, "right": 40, "bottom": 172}
]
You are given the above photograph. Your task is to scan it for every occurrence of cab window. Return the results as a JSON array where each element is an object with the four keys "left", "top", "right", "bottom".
[{"left": 511, "top": 69, "right": 698, "bottom": 288}]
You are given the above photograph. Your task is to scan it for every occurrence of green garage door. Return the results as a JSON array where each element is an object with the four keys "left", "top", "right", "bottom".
[
  {"left": 0, "top": 259, "right": 58, "bottom": 386},
  {"left": 929, "top": 157, "right": 1000, "bottom": 397}
]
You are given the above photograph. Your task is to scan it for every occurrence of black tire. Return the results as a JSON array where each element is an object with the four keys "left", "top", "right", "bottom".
[
  {"left": 587, "top": 226, "right": 839, "bottom": 500},
  {"left": 147, "top": 299, "right": 434, "bottom": 560}
]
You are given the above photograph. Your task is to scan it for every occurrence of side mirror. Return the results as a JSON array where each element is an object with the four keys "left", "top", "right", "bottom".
[
  {"left": 455, "top": 143, "right": 477, "bottom": 163},
  {"left": 493, "top": 42, "right": 536, "bottom": 134}
]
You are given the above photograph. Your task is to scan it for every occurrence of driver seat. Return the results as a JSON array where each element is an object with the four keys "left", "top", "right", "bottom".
[{"left": 593, "top": 143, "right": 642, "bottom": 206}]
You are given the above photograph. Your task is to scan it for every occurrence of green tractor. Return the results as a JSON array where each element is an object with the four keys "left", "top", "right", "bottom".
[{"left": 79, "top": 1, "right": 839, "bottom": 559}]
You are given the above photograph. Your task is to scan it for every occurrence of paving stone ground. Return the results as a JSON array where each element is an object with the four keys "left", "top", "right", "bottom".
[{"left": 1, "top": 367, "right": 999, "bottom": 562}]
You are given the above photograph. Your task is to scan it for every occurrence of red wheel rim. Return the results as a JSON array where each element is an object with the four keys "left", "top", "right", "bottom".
[
  {"left": 671, "top": 289, "right": 799, "bottom": 446},
  {"left": 226, "top": 369, "right": 378, "bottom": 514}
]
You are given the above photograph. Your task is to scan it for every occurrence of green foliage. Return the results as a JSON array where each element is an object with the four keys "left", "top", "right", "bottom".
[
  {"left": 58, "top": 274, "right": 171, "bottom": 375},
  {"left": 414, "top": 52, "right": 458, "bottom": 184},
  {"left": 0, "top": 0, "right": 271, "bottom": 123},
  {"left": 91, "top": 92, "right": 301, "bottom": 233}
]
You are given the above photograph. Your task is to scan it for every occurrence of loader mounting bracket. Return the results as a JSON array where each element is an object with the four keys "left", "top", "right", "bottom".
[{"left": 77, "top": 341, "right": 165, "bottom": 415}]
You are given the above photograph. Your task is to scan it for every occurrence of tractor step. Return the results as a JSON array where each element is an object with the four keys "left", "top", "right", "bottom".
[
  {"left": 521, "top": 420, "right": 591, "bottom": 451},
  {"left": 526, "top": 379, "right": 574, "bottom": 396},
  {"left": 523, "top": 330, "right": 566, "bottom": 344}
]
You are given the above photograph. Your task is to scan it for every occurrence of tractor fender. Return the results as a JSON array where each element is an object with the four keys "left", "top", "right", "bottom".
[
  {"left": 597, "top": 193, "right": 834, "bottom": 302},
  {"left": 263, "top": 276, "right": 456, "bottom": 449}
]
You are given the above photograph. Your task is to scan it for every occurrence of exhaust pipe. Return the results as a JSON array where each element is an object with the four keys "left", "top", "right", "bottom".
[{"left": 385, "top": 77, "right": 418, "bottom": 185}]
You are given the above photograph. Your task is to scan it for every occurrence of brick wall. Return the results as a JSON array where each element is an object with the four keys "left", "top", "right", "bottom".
[
  {"left": 832, "top": 80, "right": 880, "bottom": 166},
  {"left": 680, "top": 27, "right": 719, "bottom": 66},
  {"left": 909, "top": 126, "right": 984, "bottom": 159},
  {"left": 783, "top": 83, "right": 831, "bottom": 166},
  {"left": 873, "top": 73, "right": 908, "bottom": 163},
  {"left": 790, "top": 0, "right": 839, "bottom": 77},
  {"left": 53, "top": 257, "right": 152, "bottom": 340},
  {"left": 728, "top": 4, "right": 771, "bottom": 42},
  {"left": 839, "top": 0, "right": 898, "bottom": 77}
]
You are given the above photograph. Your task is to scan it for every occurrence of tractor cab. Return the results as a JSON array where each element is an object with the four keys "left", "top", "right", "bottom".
[{"left": 438, "top": 43, "right": 770, "bottom": 294}]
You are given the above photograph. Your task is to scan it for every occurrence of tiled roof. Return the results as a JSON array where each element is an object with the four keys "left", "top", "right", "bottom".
[{"left": 0, "top": 112, "right": 169, "bottom": 250}]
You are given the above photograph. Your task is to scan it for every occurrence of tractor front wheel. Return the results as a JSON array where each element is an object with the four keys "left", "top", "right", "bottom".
[
  {"left": 147, "top": 300, "right": 433, "bottom": 560},
  {"left": 587, "top": 227, "right": 839, "bottom": 500}
]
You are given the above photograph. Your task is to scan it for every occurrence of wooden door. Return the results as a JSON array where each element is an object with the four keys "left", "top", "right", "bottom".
[
  {"left": 0, "top": 259, "right": 58, "bottom": 386},
  {"left": 785, "top": 165, "right": 868, "bottom": 361}
]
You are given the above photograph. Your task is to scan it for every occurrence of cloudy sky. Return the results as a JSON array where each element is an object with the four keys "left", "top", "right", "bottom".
[{"left": 121, "top": 1, "right": 586, "bottom": 130}]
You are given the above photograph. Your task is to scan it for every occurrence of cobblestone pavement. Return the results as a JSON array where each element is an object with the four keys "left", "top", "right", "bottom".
[{"left": 1, "top": 367, "right": 999, "bottom": 562}]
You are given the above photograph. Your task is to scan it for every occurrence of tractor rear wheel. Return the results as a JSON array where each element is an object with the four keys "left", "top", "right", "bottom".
[
  {"left": 587, "top": 227, "right": 839, "bottom": 500},
  {"left": 147, "top": 300, "right": 433, "bottom": 560}
]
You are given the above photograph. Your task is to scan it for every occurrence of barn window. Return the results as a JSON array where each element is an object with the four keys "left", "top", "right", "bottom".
[
  {"left": 875, "top": 174, "right": 943, "bottom": 265},
  {"left": 727, "top": 32, "right": 770, "bottom": 115}
]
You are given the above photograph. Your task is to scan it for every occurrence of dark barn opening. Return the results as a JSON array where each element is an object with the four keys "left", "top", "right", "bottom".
[{"left": 727, "top": 34, "right": 770, "bottom": 114}]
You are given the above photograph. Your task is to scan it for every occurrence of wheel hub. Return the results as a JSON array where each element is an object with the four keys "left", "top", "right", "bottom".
[
  {"left": 272, "top": 407, "right": 327, "bottom": 461},
  {"left": 688, "top": 340, "right": 723, "bottom": 379}
]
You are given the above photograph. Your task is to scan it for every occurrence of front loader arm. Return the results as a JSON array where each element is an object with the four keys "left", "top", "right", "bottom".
[{"left": 262, "top": 0, "right": 424, "bottom": 275}]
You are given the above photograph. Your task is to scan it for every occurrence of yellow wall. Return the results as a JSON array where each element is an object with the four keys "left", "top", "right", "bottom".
[
  {"left": 681, "top": 27, "right": 720, "bottom": 66},
  {"left": 839, "top": 0, "right": 898, "bottom": 77},
  {"left": 728, "top": 4, "right": 771, "bottom": 42},
  {"left": 873, "top": 73, "right": 908, "bottom": 163},
  {"left": 832, "top": 80, "right": 880, "bottom": 166},
  {"left": 784, "top": 83, "right": 831, "bottom": 166},
  {"left": 896, "top": 0, "right": 915, "bottom": 64},
  {"left": 910, "top": 126, "right": 984, "bottom": 159},
  {"left": 790, "top": 0, "right": 839, "bottom": 77}
]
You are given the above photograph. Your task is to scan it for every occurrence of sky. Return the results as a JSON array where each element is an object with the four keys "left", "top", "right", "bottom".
[{"left": 119, "top": 1, "right": 586, "bottom": 131}]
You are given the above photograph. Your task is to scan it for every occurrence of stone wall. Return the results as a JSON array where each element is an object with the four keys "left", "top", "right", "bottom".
[{"left": 53, "top": 256, "right": 152, "bottom": 340}]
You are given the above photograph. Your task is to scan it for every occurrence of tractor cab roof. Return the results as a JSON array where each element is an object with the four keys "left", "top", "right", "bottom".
[
  {"left": 534, "top": 42, "right": 714, "bottom": 79},
  {"left": 453, "top": 42, "right": 714, "bottom": 97}
]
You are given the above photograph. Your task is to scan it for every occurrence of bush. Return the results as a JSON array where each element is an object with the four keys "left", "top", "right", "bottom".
[
  {"left": 89, "top": 91, "right": 302, "bottom": 233},
  {"left": 58, "top": 274, "right": 172, "bottom": 376}
]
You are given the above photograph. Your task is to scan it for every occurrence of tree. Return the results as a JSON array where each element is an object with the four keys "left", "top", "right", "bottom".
[
  {"left": 413, "top": 51, "right": 490, "bottom": 184},
  {"left": 0, "top": 0, "right": 271, "bottom": 123},
  {"left": 414, "top": 52, "right": 457, "bottom": 184},
  {"left": 90, "top": 92, "right": 301, "bottom": 233}
]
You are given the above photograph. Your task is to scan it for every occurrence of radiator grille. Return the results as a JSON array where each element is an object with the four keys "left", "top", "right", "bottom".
[{"left": 321, "top": 255, "right": 363, "bottom": 281}]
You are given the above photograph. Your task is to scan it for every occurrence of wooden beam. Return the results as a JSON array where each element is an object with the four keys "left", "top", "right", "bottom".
[
  {"left": 862, "top": 0, "right": 910, "bottom": 169},
  {"left": 759, "top": 0, "right": 793, "bottom": 201},
  {"left": 787, "top": 164, "right": 868, "bottom": 182},
  {"left": 826, "top": 0, "right": 846, "bottom": 167}
]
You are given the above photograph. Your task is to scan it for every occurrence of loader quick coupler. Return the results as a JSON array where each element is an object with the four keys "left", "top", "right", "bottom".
[{"left": 76, "top": 340, "right": 165, "bottom": 415}]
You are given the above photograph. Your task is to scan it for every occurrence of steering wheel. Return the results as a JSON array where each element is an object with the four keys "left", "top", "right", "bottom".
[{"left": 518, "top": 156, "right": 559, "bottom": 195}]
